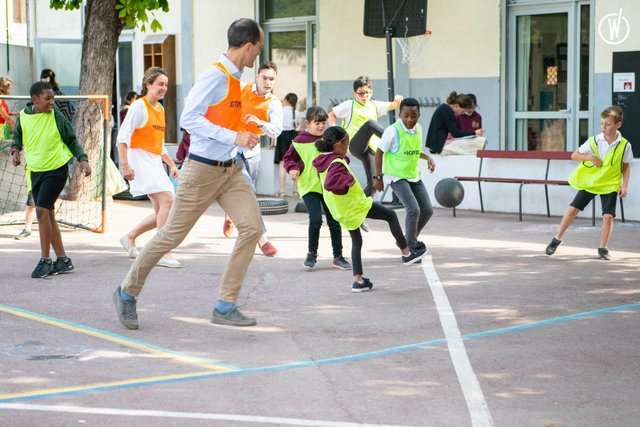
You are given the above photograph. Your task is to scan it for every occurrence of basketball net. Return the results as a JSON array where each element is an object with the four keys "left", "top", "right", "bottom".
[{"left": 396, "top": 29, "right": 429, "bottom": 64}]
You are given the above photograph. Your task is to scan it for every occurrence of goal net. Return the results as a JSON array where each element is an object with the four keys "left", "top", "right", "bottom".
[{"left": 0, "top": 95, "right": 110, "bottom": 233}]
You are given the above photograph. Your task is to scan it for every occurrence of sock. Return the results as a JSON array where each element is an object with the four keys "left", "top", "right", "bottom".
[
  {"left": 120, "top": 287, "right": 135, "bottom": 301},
  {"left": 216, "top": 300, "right": 235, "bottom": 313}
]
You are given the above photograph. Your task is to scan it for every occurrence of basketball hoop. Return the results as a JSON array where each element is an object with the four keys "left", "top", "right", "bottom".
[{"left": 396, "top": 29, "right": 430, "bottom": 64}]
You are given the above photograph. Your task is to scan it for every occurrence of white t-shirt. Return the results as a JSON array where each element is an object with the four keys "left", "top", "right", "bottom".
[
  {"left": 116, "top": 98, "right": 173, "bottom": 197},
  {"left": 282, "top": 105, "right": 296, "bottom": 131},
  {"left": 331, "top": 99, "right": 392, "bottom": 125},
  {"left": 377, "top": 121, "right": 422, "bottom": 184},
  {"left": 578, "top": 131, "right": 633, "bottom": 163}
]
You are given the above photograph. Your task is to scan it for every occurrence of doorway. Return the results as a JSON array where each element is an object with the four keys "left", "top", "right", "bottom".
[{"left": 507, "top": 1, "right": 591, "bottom": 151}]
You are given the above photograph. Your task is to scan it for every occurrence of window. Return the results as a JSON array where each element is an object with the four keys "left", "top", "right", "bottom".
[{"left": 264, "top": 0, "right": 315, "bottom": 19}]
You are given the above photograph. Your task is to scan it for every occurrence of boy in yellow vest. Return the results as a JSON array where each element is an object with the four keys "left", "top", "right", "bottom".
[
  {"left": 328, "top": 76, "right": 402, "bottom": 197},
  {"left": 374, "top": 98, "right": 435, "bottom": 256},
  {"left": 11, "top": 81, "right": 91, "bottom": 278},
  {"left": 546, "top": 106, "right": 632, "bottom": 260}
]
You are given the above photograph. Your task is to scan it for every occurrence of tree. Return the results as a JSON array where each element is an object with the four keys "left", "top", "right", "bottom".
[{"left": 49, "top": 0, "right": 168, "bottom": 199}]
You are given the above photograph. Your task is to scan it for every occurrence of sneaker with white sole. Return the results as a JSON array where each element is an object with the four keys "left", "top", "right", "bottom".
[
  {"left": 52, "top": 257, "right": 74, "bottom": 275},
  {"left": 119, "top": 235, "right": 139, "bottom": 259},
  {"left": 402, "top": 246, "right": 428, "bottom": 266},
  {"left": 304, "top": 252, "right": 317, "bottom": 269},
  {"left": 598, "top": 247, "right": 611, "bottom": 260},
  {"left": 352, "top": 277, "right": 373, "bottom": 293},
  {"left": 332, "top": 256, "right": 352, "bottom": 270},
  {"left": 211, "top": 306, "right": 256, "bottom": 327},
  {"left": 113, "top": 286, "right": 139, "bottom": 330},
  {"left": 545, "top": 237, "right": 562, "bottom": 256},
  {"left": 31, "top": 258, "right": 53, "bottom": 278},
  {"left": 14, "top": 229, "right": 32, "bottom": 240}
]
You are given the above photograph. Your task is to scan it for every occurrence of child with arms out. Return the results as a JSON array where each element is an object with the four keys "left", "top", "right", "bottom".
[
  {"left": 313, "top": 126, "right": 427, "bottom": 292},
  {"left": 545, "top": 105, "right": 632, "bottom": 260},
  {"left": 11, "top": 81, "right": 91, "bottom": 278}
]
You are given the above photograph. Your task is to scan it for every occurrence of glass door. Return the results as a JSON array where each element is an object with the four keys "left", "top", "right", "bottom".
[{"left": 507, "top": 2, "right": 587, "bottom": 151}]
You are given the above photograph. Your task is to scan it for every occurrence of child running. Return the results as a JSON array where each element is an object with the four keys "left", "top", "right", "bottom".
[
  {"left": 313, "top": 126, "right": 427, "bottom": 292},
  {"left": 545, "top": 105, "right": 632, "bottom": 260},
  {"left": 374, "top": 98, "right": 435, "bottom": 254},
  {"left": 11, "top": 81, "right": 92, "bottom": 278},
  {"left": 283, "top": 107, "right": 351, "bottom": 270}
]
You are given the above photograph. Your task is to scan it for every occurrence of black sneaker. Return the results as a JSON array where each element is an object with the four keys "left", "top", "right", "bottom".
[
  {"left": 52, "top": 257, "right": 74, "bottom": 275},
  {"left": 332, "top": 256, "right": 352, "bottom": 270},
  {"left": 545, "top": 237, "right": 562, "bottom": 255},
  {"left": 113, "top": 286, "right": 139, "bottom": 330},
  {"left": 402, "top": 246, "right": 428, "bottom": 266},
  {"left": 352, "top": 277, "right": 373, "bottom": 293},
  {"left": 304, "top": 252, "right": 317, "bottom": 269},
  {"left": 211, "top": 306, "right": 257, "bottom": 327},
  {"left": 31, "top": 258, "right": 53, "bottom": 278},
  {"left": 414, "top": 241, "right": 426, "bottom": 250},
  {"left": 598, "top": 247, "right": 611, "bottom": 260}
]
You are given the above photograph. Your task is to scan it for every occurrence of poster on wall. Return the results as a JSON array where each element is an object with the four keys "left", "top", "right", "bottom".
[{"left": 613, "top": 72, "right": 635, "bottom": 92}]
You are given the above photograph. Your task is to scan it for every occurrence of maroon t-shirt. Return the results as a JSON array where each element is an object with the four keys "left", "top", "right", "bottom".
[{"left": 456, "top": 111, "right": 482, "bottom": 132}]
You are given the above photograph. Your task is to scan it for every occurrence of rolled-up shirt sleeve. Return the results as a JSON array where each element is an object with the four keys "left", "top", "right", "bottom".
[
  {"left": 180, "top": 66, "right": 238, "bottom": 146},
  {"left": 261, "top": 96, "right": 283, "bottom": 139}
]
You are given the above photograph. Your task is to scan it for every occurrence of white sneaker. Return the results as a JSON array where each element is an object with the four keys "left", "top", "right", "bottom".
[
  {"left": 119, "top": 235, "right": 139, "bottom": 259},
  {"left": 157, "top": 256, "right": 182, "bottom": 268}
]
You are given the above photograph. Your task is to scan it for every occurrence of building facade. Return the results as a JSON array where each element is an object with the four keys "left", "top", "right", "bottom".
[{"left": 2, "top": 0, "right": 638, "bottom": 217}]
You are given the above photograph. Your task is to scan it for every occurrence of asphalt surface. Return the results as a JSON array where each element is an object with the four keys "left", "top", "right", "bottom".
[{"left": 1, "top": 197, "right": 639, "bottom": 426}]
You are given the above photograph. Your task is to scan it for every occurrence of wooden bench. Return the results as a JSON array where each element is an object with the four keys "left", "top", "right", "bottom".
[{"left": 454, "top": 150, "right": 625, "bottom": 223}]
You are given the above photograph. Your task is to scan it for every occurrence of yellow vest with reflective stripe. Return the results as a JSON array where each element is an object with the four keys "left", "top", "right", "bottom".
[
  {"left": 319, "top": 157, "right": 372, "bottom": 231},
  {"left": 568, "top": 136, "right": 628, "bottom": 194}
]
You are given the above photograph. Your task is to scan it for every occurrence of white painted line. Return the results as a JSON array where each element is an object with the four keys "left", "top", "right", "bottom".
[
  {"left": 422, "top": 256, "right": 494, "bottom": 427},
  {"left": 0, "top": 403, "right": 417, "bottom": 427}
]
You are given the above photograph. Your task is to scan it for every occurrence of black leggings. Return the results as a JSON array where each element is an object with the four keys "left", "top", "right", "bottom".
[
  {"left": 348, "top": 120, "right": 385, "bottom": 197},
  {"left": 348, "top": 202, "right": 408, "bottom": 276}
]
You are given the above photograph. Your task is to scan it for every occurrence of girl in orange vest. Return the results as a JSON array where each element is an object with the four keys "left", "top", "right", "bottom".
[{"left": 116, "top": 67, "right": 181, "bottom": 268}]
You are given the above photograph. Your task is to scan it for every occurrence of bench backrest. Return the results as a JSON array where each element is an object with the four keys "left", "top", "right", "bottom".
[{"left": 477, "top": 150, "right": 573, "bottom": 161}]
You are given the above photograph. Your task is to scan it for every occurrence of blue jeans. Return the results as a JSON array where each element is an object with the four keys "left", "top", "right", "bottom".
[
  {"left": 302, "top": 191, "right": 343, "bottom": 257},
  {"left": 390, "top": 179, "right": 433, "bottom": 248}
]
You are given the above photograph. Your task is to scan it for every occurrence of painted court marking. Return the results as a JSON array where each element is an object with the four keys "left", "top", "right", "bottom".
[
  {"left": 0, "top": 304, "right": 237, "bottom": 372},
  {"left": 0, "top": 403, "right": 415, "bottom": 427},
  {"left": 1, "top": 300, "right": 639, "bottom": 405},
  {"left": 422, "top": 256, "right": 494, "bottom": 427}
]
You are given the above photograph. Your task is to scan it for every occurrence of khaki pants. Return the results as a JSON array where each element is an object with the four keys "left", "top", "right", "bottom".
[
  {"left": 440, "top": 137, "right": 487, "bottom": 155},
  {"left": 122, "top": 157, "right": 262, "bottom": 302}
]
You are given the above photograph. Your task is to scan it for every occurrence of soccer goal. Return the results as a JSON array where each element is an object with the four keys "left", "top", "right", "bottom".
[{"left": 0, "top": 95, "right": 110, "bottom": 233}]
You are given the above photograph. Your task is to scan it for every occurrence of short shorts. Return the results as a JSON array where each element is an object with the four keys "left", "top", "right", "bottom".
[
  {"left": 30, "top": 163, "right": 69, "bottom": 210},
  {"left": 570, "top": 190, "right": 618, "bottom": 217}
]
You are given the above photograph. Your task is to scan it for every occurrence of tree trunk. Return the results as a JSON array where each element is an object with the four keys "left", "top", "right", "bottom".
[{"left": 65, "top": 0, "right": 124, "bottom": 200}]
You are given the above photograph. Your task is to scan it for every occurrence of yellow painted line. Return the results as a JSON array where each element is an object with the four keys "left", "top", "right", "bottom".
[
  {"left": 0, "top": 371, "right": 216, "bottom": 401},
  {"left": 0, "top": 304, "right": 238, "bottom": 372}
]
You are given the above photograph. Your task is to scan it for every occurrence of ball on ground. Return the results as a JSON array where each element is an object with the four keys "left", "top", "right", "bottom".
[{"left": 434, "top": 178, "right": 464, "bottom": 208}]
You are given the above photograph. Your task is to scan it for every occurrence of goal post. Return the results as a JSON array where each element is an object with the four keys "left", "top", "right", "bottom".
[{"left": 0, "top": 94, "right": 110, "bottom": 233}]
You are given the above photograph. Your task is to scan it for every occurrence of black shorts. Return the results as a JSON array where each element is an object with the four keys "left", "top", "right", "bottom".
[
  {"left": 570, "top": 190, "right": 618, "bottom": 217},
  {"left": 30, "top": 164, "right": 69, "bottom": 210}
]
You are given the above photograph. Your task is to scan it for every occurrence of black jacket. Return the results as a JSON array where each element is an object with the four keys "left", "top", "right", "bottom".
[{"left": 425, "top": 103, "right": 475, "bottom": 153}]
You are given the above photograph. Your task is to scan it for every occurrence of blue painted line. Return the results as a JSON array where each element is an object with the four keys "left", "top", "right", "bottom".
[
  {"left": 0, "top": 304, "right": 239, "bottom": 371},
  {"left": 1, "top": 301, "right": 638, "bottom": 403}
]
